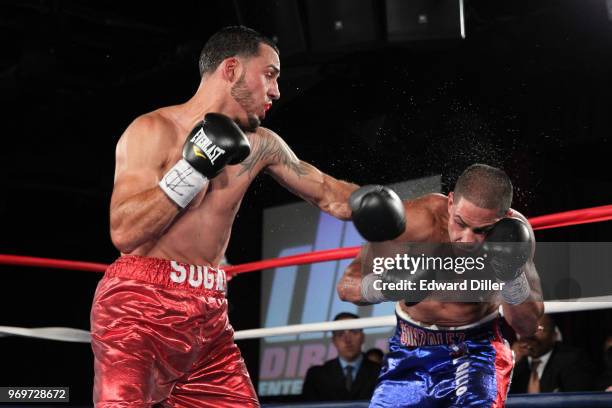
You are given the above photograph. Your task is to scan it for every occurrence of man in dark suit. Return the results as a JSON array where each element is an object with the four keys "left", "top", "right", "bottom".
[
  {"left": 301, "top": 312, "right": 381, "bottom": 401},
  {"left": 509, "top": 314, "right": 596, "bottom": 393}
]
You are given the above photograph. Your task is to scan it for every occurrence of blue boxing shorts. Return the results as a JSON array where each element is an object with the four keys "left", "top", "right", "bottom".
[{"left": 370, "top": 304, "right": 513, "bottom": 408}]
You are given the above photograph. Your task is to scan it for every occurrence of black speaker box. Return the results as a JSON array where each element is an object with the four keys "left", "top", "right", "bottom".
[
  {"left": 385, "top": 0, "right": 465, "bottom": 42},
  {"left": 304, "top": 0, "right": 381, "bottom": 52}
]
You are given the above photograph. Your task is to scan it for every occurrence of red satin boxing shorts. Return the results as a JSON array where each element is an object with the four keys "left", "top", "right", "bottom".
[{"left": 90, "top": 255, "right": 259, "bottom": 408}]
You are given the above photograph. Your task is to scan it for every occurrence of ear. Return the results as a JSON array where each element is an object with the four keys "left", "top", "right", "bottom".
[
  {"left": 447, "top": 192, "right": 454, "bottom": 215},
  {"left": 220, "top": 57, "right": 241, "bottom": 82}
]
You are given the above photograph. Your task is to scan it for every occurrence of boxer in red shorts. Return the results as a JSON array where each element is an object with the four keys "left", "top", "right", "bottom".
[{"left": 91, "top": 26, "right": 357, "bottom": 407}]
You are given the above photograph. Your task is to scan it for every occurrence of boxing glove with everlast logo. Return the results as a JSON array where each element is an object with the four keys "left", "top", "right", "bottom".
[
  {"left": 350, "top": 185, "right": 406, "bottom": 242},
  {"left": 160, "top": 113, "right": 251, "bottom": 208}
]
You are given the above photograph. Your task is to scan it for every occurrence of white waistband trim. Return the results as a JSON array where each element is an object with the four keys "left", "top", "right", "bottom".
[{"left": 395, "top": 302, "right": 499, "bottom": 331}]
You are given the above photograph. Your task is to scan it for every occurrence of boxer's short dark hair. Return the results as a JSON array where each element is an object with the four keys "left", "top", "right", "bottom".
[
  {"left": 331, "top": 312, "right": 362, "bottom": 336},
  {"left": 454, "top": 164, "right": 513, "bottom": 215},
  {"left": 333, "top": 312, "right": 359, "bottom": 321},
  {"left": 199, "top": 26, "right": 279, "bottom": 77},
  {"left": 366, "top": 348, "right": 384, "bottom": 359}
]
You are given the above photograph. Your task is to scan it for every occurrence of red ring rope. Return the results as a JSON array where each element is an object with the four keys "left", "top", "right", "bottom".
[
  {"left": 1, "top": 204, "right": 611, "bottom": 277},
  {"left": 527, "top": 204, "right": 612, "bottom": 231},
  {"left": 0, "top": 254, "right": 107, "bottom": 273}
]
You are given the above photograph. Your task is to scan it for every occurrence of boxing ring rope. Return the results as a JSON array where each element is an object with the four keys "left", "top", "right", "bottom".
[
  {"left": 527, "top": 204, "right": 612, "bottom": 231},
  {"left": 2, "top": 204, "right": 612, "bottom": 277},
  {"left": 1, "top": 203, "right": 612, "bottom": 344},
  {"left": 1, "top": 295, "right": 610, "bottom": 344},
  {"left": 0, "top": 254, "right": 107, "bottom": 273}
]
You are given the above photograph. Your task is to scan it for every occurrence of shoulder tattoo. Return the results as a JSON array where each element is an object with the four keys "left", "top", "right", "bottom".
[{"left": 238, "top": 132, "right": 309, "bottom": 177}]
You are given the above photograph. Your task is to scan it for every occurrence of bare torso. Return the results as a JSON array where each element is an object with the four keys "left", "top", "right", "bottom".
[
  {"left": 132, "top": 164, "right": 256, "bottom": 266},
  {"left": 397, "top": 194, "right": 501, "bottom": 327},
  {"left": 121, "top": 107, "right": 268, "bottom": 266}
]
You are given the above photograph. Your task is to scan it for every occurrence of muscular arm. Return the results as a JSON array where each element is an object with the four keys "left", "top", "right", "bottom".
[
  {"left": 501, "top": 212, "right": 545, "bottom": 337},
  {"left": 109, "top": 115, "right": 183, "bottom": 253},
  {"left": 501, "top": 259, "right": 544, "bottom": 338},
  {"left": 337, "top": 249, "right": 370, "bottom": 305},
  {"left": 337, "top": 196, "right": 439, "bottom": 305},
  {"left": 246, "top": 128, "right": 358, "bottom": 220}
]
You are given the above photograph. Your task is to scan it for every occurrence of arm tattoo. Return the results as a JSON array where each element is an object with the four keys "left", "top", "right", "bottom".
[{"left": 238, "top": 133, "right": 309, "bottom": 177}]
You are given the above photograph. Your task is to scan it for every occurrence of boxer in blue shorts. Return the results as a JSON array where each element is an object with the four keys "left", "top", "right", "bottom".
[{"left": 338, "top": 164, "right": 544, "bottom": 407}]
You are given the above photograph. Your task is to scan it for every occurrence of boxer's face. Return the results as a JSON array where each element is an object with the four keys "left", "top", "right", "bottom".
[
  {"left": 230, "top": 43, "right": 280, "bottom": 132},
  {"left": 332, "top": 325, "right": 364, "bottom": 362},
  {"left": 447, "top": 193, "right": 502, "bottom": 244}
]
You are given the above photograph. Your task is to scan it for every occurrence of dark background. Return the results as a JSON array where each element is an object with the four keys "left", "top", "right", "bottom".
[{"left": 1, "top": 0, "right": 611, "bottom": 404}]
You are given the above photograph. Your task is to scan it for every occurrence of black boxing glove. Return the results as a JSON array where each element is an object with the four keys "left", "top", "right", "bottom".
[
  {"left": 160, "top": 113, "right": 251, "bottom": 208},
  {"left": 350, "top": 185, "right": 406, "bottom": 242},
  {"left": 183, "top": 113, "right": 251, "bottom": 177},
  {"left": 482, "top": 217, "right": 533, "bottom": 304}
]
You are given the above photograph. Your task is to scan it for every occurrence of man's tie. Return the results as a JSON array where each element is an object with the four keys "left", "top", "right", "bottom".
[
  {"left": 345, "top": 365, "right": 354, "bottom": 391},
  {"left": 527, "top": 359, "right": 541, "bottom": 394}
]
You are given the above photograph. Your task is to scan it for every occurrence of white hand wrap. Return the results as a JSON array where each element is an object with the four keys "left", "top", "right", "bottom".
[
  {"left": 361, "top": 273, "right": 387, "bottom": 304},
  {"left": 159, "top": 159, "right": 209, "bottom": 208},
  {"left": 501, "top": 272, "right": 531, "bottom": 305}
]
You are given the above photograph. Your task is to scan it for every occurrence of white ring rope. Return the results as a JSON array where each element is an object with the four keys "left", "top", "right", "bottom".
[
  {"left": 0, "top": 326, "right": 91, "bottom": 343},
  {"left": 1, "top": 296, "right": 610, "bottom": 343}
]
